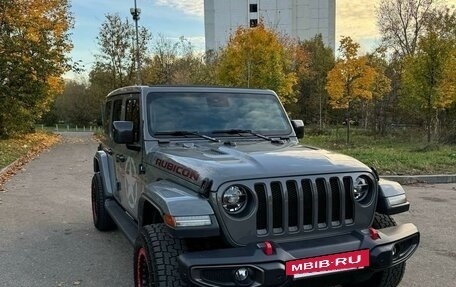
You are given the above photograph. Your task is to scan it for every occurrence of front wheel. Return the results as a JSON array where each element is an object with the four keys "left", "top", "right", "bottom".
[
  {"left": 134, "top": 223, "right": 188, "bottom": 287},
  {"left": 344, "top": 213, "right": 406, "bottom": 287},
  {"left": 91, "top": 173, "right": 116, "bottom": 231}
]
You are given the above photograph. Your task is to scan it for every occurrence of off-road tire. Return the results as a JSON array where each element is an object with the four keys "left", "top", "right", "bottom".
[
  {"left": 134, "top": 223, "right": 188, "bottom": 287},
  {"left": 91, "top": 172, "right": 116, "bottom": 231},
  {"left": 344, "top": 213, "right": 406, "bottom": 287}
]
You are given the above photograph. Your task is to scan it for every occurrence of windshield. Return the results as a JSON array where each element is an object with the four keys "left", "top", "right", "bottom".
[{"left": 147, "top": 92, "right": 292, "bottom": 136}]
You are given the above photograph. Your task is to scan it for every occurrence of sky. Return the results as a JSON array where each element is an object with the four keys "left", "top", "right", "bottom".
[{"left": 66, "top": 0, "right": 456, "bottom": 79}]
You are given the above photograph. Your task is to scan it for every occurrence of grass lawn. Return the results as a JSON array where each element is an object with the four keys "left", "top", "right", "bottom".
[
  {"left": 0, "top": 132, "right": 60, "bottom": 170},
  {"left": 301, "top": 128, "right": 456, "bottom": 175}
]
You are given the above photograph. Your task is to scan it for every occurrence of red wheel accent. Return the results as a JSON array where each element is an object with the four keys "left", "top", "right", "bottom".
[{"left": 136, "top": 247, "right": 149, "bottom": 287}]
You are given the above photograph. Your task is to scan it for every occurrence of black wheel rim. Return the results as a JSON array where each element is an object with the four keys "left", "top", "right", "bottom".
[{"left": 136, "top": 247, "right": 151, "bottom": 287}]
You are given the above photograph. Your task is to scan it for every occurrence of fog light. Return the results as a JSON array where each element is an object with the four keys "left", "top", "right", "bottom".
[{"left": 234, "top": 267, "right": 249, "bottom": 282}]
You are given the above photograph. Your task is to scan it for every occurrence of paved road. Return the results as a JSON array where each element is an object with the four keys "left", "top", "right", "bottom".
[
  {"left": 0, "top": 133, "right": 455, "bottom": 286},
  {"left": 0, "top": 133, "right": 131, "bottom": 286}
]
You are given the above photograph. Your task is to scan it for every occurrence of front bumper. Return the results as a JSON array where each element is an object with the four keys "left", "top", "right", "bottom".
[{"left": 178, "top": 223, "right": 419, "bottom": 287}]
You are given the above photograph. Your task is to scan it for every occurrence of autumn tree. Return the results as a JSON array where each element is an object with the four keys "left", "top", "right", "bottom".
[
  {"left": 297, "top": 34, "right": 335, "bottom": 128},
  {"left": 216, "top": 23, "right": 298, "bottom": 106},
  {"left": 402, "top": 8, "right": 456, "bottom": 142},
  {"left": 325, "top": 37, "right": 377, "bottom": 144},
  {"left": 0, "top": 0, "right": 73, "bottom": 137}
]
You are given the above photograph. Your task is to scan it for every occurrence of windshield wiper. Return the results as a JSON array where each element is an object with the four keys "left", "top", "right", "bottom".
[
  {"left": 154, "top": 131, "right": 220, "bottom": 143},
  {"left": 211, "top": 129, "right": 285, "bottom": 144}
]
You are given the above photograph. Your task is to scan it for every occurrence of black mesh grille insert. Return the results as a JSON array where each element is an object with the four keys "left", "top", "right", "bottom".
[
  {"left": 343, "top": 177, "right": 354, "bottom": 221},
  {"left": 201, "top": 269, "right": 233, "bottom": 284},
  {"left": 255, "top": 183, "right": 268, "bottom": 231},
  {"left": 287, "top": 181, "right": 298, "bottom": 228},
  {"left": 316, "top": 178, "right": 327, "bottom": 225},
  {"left": 302, "top": 179, "right": 313, "bottom": 227},
  {"left": 330, "top": 177, "right": 341, "bottom": 224},
  {"left": 271, "top": 182, "right": 283, "bottom": 230}
]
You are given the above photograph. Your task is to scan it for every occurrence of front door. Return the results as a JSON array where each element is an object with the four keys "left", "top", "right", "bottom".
[{"left": 117, "top": 94, "right": 143, "bottom": 219}]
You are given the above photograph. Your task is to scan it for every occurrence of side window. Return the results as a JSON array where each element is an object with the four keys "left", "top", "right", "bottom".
[
  {"left": 103, "top": 101, "right": 112, "bottom": 135},
  {"left": 125, "top": 98, "right": 140, "bottom": 143},
  {"left": 111, "top": 99, "right": 123, "bottom": 139}
]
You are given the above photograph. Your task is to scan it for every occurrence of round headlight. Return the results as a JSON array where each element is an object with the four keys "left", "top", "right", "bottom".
[
  {"left": 353, "top": 176, "right": 369, "bottom": 202},
  {"left": 222, "top": 185, "right": 247, "bottom": 214}
]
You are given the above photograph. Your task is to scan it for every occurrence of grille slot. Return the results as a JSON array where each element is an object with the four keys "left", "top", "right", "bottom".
[
  {"left": 271, "top": 181, "right": 283, "bottom": 232},
  {"left": 286, "top": 181, "right": 298, "bottom": 229},
  {"left": 343, "top": 176, "right": 354, "bottom": 222},
  {"left": 316, "top": 178, "right": 327, "bottom": 226},
  {"left": 255, "top": 183, "right": 268, "bottom": 233},
  {"left": 302, "top": 179, "right": 313, "bottom": 228},
  {"left": 254, "top": 176, "right": 358, "bottom": 235},
  {"left": 330, "top": 177, "right": 341, "bottom": 225}
]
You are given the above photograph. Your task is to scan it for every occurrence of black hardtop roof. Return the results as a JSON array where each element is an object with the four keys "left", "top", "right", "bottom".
[{"left": 106, "top": 85, "right": 276, "bottom": 98}]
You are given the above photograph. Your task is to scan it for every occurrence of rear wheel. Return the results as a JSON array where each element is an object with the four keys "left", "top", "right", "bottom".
[
  {"left": 91, "top": 173, "right": 116, "bottom": 231},
  {"left": 344, "top": 213, "right": 406, "bottom": 287},
  {"left": 134, "top": 223, "right": 188, "bottom": 287}
]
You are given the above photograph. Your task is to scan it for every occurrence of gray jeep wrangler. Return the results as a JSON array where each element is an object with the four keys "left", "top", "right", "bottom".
[{"left": 92, "top": 86, "right": 419, "bottom": 287}]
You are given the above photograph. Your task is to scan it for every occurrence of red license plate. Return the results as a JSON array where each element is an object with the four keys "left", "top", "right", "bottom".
[{"left": 286, "top": 249, "right": 370, "bottom": 278}]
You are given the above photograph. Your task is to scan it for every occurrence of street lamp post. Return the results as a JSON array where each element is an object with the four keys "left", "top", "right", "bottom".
[{"left": 130, "top": 0, "right": 141, "bottom": 85}]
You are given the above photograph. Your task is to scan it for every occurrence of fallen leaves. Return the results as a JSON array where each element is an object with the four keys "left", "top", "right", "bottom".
[{"left": 0, "top": 132, "right": 60, "bottom": 190}]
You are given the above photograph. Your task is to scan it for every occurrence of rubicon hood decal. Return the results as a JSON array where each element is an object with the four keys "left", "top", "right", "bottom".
[{"left": 154, "top": 157, "right": 200, "bottom": 183}]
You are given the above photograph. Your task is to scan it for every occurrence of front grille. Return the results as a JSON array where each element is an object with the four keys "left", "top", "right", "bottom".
[
  {"left": 254, "top": 176, "right": 356, "bottom": 235},
  {"left": 217, "top": 173, "right": 376, "bottom": 246}
]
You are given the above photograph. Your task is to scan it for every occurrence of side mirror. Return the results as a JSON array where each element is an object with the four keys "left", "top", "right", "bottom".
[
  {"left": 291, "top": 120, "right": 304, "bottom": 139},
  {"left": 113, "top": 121, "right": 134, "bottom": 144}
]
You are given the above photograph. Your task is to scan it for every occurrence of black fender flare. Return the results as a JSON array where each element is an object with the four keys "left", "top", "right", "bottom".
[{"left": 93, "top": 150, "right": 115, "bottom": 198}]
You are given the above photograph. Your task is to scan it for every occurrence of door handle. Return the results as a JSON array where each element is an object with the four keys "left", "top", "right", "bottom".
[{"left": 116, "top": 154, "right": 126, "bottom": 162}]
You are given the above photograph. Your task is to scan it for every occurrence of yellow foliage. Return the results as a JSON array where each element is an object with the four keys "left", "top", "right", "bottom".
[
  {"left": 438, "top": 49, "right": 456, "bottom": 108},
  {"left": 216, "top": 22, "right": 300, "bottom": 105},
  {"left": 326, "top": 37, "right": 377, "bottom": 109}
]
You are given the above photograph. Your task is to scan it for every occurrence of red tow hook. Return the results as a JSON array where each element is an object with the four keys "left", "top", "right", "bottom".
[
  {"left": 369, "top": 227, "right": 381, "bottom": 240},
  {"left": 258, "top": 241, "right": 274, "bottom": 255}
]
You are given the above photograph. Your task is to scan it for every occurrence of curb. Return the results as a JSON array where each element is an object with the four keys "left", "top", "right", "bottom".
[
  {"left": 381, "top": 175, "right": 456, "bottom": 185},
  {"left": 0, "top": 158, "right": 21, "bottom": 176}
]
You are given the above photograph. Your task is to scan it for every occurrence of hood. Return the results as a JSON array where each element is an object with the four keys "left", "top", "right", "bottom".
[{"left": 146, "top": 140, "right": 372, "bottom": 188}]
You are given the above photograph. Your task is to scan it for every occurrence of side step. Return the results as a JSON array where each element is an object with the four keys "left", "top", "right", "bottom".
[{"left": 105, "top": 199, "right": 138, "bottom": 244}]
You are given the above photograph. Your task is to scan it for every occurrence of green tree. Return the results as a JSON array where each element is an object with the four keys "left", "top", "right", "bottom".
[
  {"left": 365, "top": 49, "right": 392, "bottom": 133},
  {"left": 0, "top": 0, "right": 73, "bottom": 137},
  {"left": 56, "top": 80, "right": 100, "bottom": 125},
  {"left": 402, "top": 8, "right": 456, "bottom": 142},
  {"left": 216, "top": 23, "right": 298, "bottom": 106},
  {"left": 95, "top": 13, "right": 150, "bottom": 87},
  {"left": 144, "top": 35, "right": 199, "bottom": 85},
  {"left": 297, "top": 34, "right": 335, "bottom": 128},
  {"left": 326, "top": 37, "right": 377, "bottom": 143}
]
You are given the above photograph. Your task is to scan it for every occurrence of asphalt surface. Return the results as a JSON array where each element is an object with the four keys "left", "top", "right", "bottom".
[
  {"left": 0, "top": 133, "right": 131, "bottom": 286},
  {"left": 0, "top": 132, "right": 455, "bottom": 287}
]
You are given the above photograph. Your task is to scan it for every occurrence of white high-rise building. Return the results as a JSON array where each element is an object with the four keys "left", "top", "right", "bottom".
[{"left": 204, "top": 0, "right": 336, "bottom": 51}]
